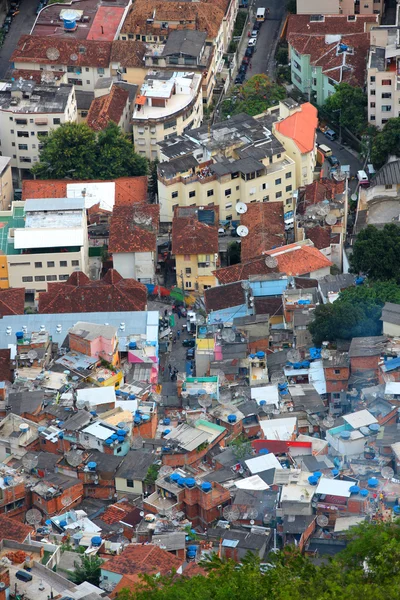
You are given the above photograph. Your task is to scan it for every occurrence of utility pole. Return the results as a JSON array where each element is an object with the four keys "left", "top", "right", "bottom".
[{"left": 180, "top": 270, "right": 185, "bottom": 296}]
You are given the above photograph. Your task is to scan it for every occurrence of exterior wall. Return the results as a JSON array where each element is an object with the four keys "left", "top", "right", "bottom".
[
  {"left": 115, "top": 476, "right": 143, "bottom": 496},
  {"left": 13, "top": 60, "right": 112, "bottom": 93},
  {"left": 383, "top": 321, "right": 400, "bottom": 337},
  {"left": 368, "top": 64, "right": 400, "bottom": 128},
  {"left": 0, "top": 163, "right": 13, "bottom": 211},
  {"left": 113, "top": 251, "right": 155, "bottom": 283},
  {"left": 297, "top": 0, "right": 339, "bottom": 13},
  {"left": 158, "top": 155, "right": 296, "bottom": 223},
  {"left": 289, "top": 47, "right": 336, "bottom": 105},
  {"left": 0, "top": 89, "right": 77, "bottom": 170},
  {"left": 32, "top": 482, "right": 83, "bottom": 516},
  {"left": 310, "top": 266, "right": 331, "bottom": 279},
  {"left": 350, "top": 355, "right": 380, "bottom": 372},
  {"left": 297, "top": 0, "right": 383, "bottom": 15},
  {"left": 175, "top": 253, "right": 217, "bottom": 292},
  {"left": 111, "top": 66, "right": 146, "bottom": 87},
  {"left": 0, "top": 257, "right": 9, "bottom": 289}
]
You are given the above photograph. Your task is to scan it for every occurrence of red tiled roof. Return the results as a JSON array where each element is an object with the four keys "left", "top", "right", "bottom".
[
  {"left": 11, "top": 69, "right": 65, "bottom": 84},
  {"left": 274, "top": 102, "right": 318, "bottom": 154},
  {"left": 297, "top": 178, "right": 345, "bottom": 215},
  {"left": 103, "top": 544, "right": 182, "bottom": 576},
  {"left": 183, "top": 562, "right": 207, "bottom": 577},
  {"left": 305, "top": 226, "right": 332, "bottom": 250},
  {"left": 214, "top": 242, "right": 332, "bottom": 284},
  {"left": 11, "top": 35, "right": 112, "bottom": 67},
  {"left": 109, "top": 204, "right": 159, "bottom": 253},
  {"left": 22, "top": 177, "right": 148, "bottom": 206},
  {"left": 38, "top": 269, "right": 147, "bottom": 314},
  {"left": 87, "top": 86, "right": 129, "bottom": 132},
  {"left": 101, "top": 501, "right": 134, "bottom": 525},
  {"left": 240, "top": 203, "right": 285, "bottom": 261},
  {"left": 254, "top": 296, "right": 283, "bottom": 317},
  {"left": 171, "top": 208, "right": 218, "bottom": 255},
  {"left": 110, "top": 40, "right": 147, "bottom": 68},
  {"left": 205, "top": 281, "right": 245, "bottom": 312},
  {"left": 0, "top": 288, "right": 25, "bottom": 316},
  {"left": 288, "top": 33, "right": 370, "bottom": 87},
  {"left": 286, "top": 14, "right": 378, "bottom": 37},
  {"left": 0, "top": 515, "right": 34, "bottom": 543}
]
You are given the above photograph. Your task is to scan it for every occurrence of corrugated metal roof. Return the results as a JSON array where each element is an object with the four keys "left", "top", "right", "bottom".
[{"left": 25, "top": 198, "right": 85, "bottom": 211}]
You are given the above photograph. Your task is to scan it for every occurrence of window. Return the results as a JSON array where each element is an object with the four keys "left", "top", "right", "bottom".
[
  {"left": 263, "top": 196, "right": 269, "bottom": 202},
  {"left": 276, "top": 191, "right": 282, "bottom": 198},
  {"left": 277, "top": 153, "right": 281, "bottom": 159},
  {"left": 385, "top": 184, "right": 393, "bottom": 190},
  {"left": 59, "top": 274, "right": 69, "bottom": 280},
  {"left": 20, "top": 157, "right": 31, "bottom": 163},
  {"left": 332, "top": 392, "right": 341, "bottom": 399},
  {"left": 18, "top": 144, "right": 28, "bottom": 150},
  {"left": 225, "top": 202, "right": 232, "bottom": 209},
  {"left": 47, "top": 261, "right": 55, "bottom": 267},
  {"left": 382, "top": 92, "right": 392, "bottom": 98},
  {"left": 117, "top": 447, "right": 122, "bottom": 453},
  {"left": 382, "top": 105, "right": 392, "bottom": 112},
  {"left": 46, "top": 275, "right": 57, "bottom": 281},
  {"left": 293, "top": 61, "right": 301, "bottom": 71},
  {"left": 189, "top": 190, "right": 196, "bottom": 198},
  {"left": 164, "top": 119, "right": 177, "bottom": 130},
  {"left": 71, "top": 260, "right": 79, "bottom": 266},
  {"left": 53, "top": 118, "right": 61, "bottom": 125},
  {"left": 286, "top": 198, "right": 291, "bottom": 205},
  {"left": 15, "top": 118, "right": 27, "bottom": 125},
  {"left": 207, "top": 189, "right": 214, "bottom": 197},
  {"left": 286, "top": 172, "right": 292, "bottom": 179},
  {"left": 294, "top": 73, "right": 302, "bottom": 84},
  {"left": 370, "top": 76, "right": 375, "bottom": 83},
  {"left": 185, "top": 281, "right": 192, "bottom": 288},
  {"left": 382, "top": 79, "right": 391, "bottom": 86},
  {"left": 185, "top": 268, "right": 191, "bottom": 275},
  {"left": 225, "top": 188, "right": 231, "bottom": 196},
  {"left": 370, "top": 115, "right": 376, "bottom": 121},
  {"left": 35, "top": 276, "right": 45, "bottom": 282},
  {"left": 275, "top": 178, "right": 281, "bottom": 185},
  {"left": 348, "top": 14, "right": 355, "bottom": 19},
  {"left": 334, "top": 369, "right": 341, "bottom": 374},
  {"left": 370, "top": 102, "right": 376, "bottom": 108},
  {"left": 236, "top": 185, "right": 240, "bottom": 191},
  {"left": 35, "top": 262, "right": 42, "bottom": 268},
  {"left": 22, "top": 276, "right": 33, "bottom": 282},
  {"left": 286, "top": 185, "right": 292, "bottom": 192},
  {"left": 370, "top": 89, "right": 376, "bottom": 95},
  {"left": 312, "top": 78, "right": 317, "bottom": 86},
  {"left": 127, "top": 479, "right": 134, "bottom": 488},
  {"left": 17, "top": 131, "right": 29, "bottom": 138},
  {"left": 172, "top": 191, "right": 178, "bottom": 199},
  {"left": 328, "top": 78, "right": 336, "bottom": 86},
  {"left": 97, "top": 67, "right": 105, "bottom": 74},
  {"left": 9, "top": 117, "right": 13, "bottom": 121}
]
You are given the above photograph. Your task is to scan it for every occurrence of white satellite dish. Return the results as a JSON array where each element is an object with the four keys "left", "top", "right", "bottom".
[
  {"left": 236, "top": 202, "right": 248, "bottom": 214},
  {"left": 323, "top": 415, "right": 334, "bottom": 428},
  {"left": 265, "top": 255, "right": 278, "bottom": 268},
  {"left": 236, "top": 225, "right": 249, "bottom": 237},
  {"left": 351, "top": 193, "right": 358, "bottom": 202},
  {"left": 27, "top": 350, "right": 38, "bottom": 360},
  {"left": 223, "top": 505, "right": 240, "bottom": 521},
  {"left": 287, "top": 349, "right": 301, "bottom": 363},
  {"left": 22, "top": 453, "right": 38, "bottom": 470},
  {"left": 66, "top": 450, "right": 82, "bottom": 467},
  {"left": 26, "top": 508, "right": 42, "bottom": 526},
  {"left": 316, "top": 514, "right": 329, "bottom": 527},
  {"left": 270, "top": 372, "right": 285, "bottom": 384},
  {"left": 196, "top": 315, "right": 205, "bottom": 325},
  {"left": 218, "top": 390, "right": 232, "bottom": 405},
  {"left": 70, "top": 53, "right": 78, "bottom": 62},
  {"left": 46, "top": 47, "right": 60, "bottom": 60},
  {"left": 325, "top": 213, "right": 337, "bottom": 226},
  {"left": 381, "top": 466, "right": 394, "bottom": 480},
  {"left": 198, "top": 394, "right": 212, "bottom": 410}
]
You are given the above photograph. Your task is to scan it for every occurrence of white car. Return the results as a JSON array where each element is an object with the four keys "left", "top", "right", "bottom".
[
  {"left": 218, "top": 228, "right": 226, "bottom": 236},
  {"left": 248, "top": 37, "right": 257, "bottom": 47},
  {"left": 251, "top": 30, "right": 258, "bottom": 37}
]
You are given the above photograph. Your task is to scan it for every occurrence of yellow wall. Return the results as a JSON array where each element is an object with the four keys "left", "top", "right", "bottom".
[
  {"left": 0, "top": 255, "right": 9, "bottom": 289},
  {"left": 115, "top": 476, "right": 143, "bottom": 495},
  {"left": 175, "top": 253, "right": 217, "bottom": 292}
]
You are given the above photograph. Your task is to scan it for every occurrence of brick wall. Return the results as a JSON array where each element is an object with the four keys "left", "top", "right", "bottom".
[{"left": 350, "top": 356, "right": 380, "bottom": 372}]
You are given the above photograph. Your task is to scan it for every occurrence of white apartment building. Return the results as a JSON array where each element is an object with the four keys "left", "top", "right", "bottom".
[
  {"left": 8, "top": 197, "right": 89, "bottom": 297},
  {"left": 132, "top": 71, "right": 203, "bottom": 160},
  {"left": 297, "top": 0, "right": 384, "bottom": 16},
  {"left": 368, "top": 25, "right": 400, "bottom": 128},
  {"left": 0, "top": 80, "right": 76, "bottom": 177}
]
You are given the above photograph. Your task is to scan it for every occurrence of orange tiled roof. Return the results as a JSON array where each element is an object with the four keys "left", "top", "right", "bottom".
[
  {"left": 110, "top": 40, "right": 147, "bottom": 68},
  {"left": 0, "top": 515, "right": 34, "bottom": 543},
  {"left": 274, "top": 102, "right": 318, "bottom": 154},
  {"left": 87, "top": 85, "right": 129, "bottom": 132},
  {"left": 305, "top": 225, "right": 332, "bottom": 250},
  {"left": 240, "top": 202, "right": 285, "bottom": 261},
  {"left": 171, "top": 207, "right": 218, "bottom": 255},
  {"left": 109, "top": 204, "right": 159, "bottom": 253},
  {"left": 11, "top": 35, "right": 112, "bottom": 67},
  {"left": 286, "top": 13, "right": 378, "bottom": 37},
  {"left": 103, "top": 544, "right": 182, "bottom": 576},
  {"left": 0, "top": 288, "right": 25, "bottom": 316}
]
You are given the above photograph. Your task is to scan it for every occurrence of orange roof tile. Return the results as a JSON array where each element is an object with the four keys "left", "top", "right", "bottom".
[
  {"left": 240, "top": 203, "right": 285, "bottom": 261},
  {"left": 286, "top": 14, "right": 378, "bottom": 37},
  {"left": 87, "top": 85, "right": 129, "bottom": 132},
  {"left": 103, "top": 544, "right": 182, "bottom": 577},
  {"left": 171, "top": 206, "right": 218, "bottom": 255},
  {"left": 274, "top": 103, "right": 318, "bottom": 154},
  {"left": 109, "top": 204, "right": 159, "bottom": 253}
]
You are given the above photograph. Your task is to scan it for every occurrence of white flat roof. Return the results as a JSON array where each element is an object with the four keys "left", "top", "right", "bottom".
[
  {"left": 14, "top": 227, "right": 84, "bottom": 249},
  {"left": 245, "top": 453, "right": 282, "bottom": 474},
  {"left": 234, "top": 475, "right": 270, "bottom": 491},
  {"left": 76, "top": 387, "right": 116, "bottom": 406},
  {"left": 342, "top": 409, "right": 378, "bottom": 429},
  {"left": 385, "top": 382, "right": 400, "bottom": 395},
  {"left": 315, "top": 477, "right": 354, "bottom": 498},
  {"left": 251, "top": 385, "right": 279, "bottom": 408},
  {"left": 67, "top": 181, "right": 116, "bottom": 212},
  {"left": 81, "top": 421, "right": 116, "bottom": 441},
  {"left": 259, "top": 417, "right": 297, "bottom": 441},
  {"left": 334, "top": 516, "right": 365, "bottom": 532}
]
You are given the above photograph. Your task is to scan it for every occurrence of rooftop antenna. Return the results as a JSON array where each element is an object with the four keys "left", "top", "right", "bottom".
[
  {"left": 316, "top": 514, "right": 329, "bottom": 527},
  {"left": 236, "top": 225, "right": 249, "bottom": 237},
  {"left": 196, "top": 314, "right": 205, "bottom": 325},
  {"left": 381, "top": 466, "right": 394, "bottom": 481},
  {"left": 222, "top": 505, "right": 240, "bottom": 522},
  {"left": 235, "top": 202, "right": 248, "bottom": 214},
  {"left": 325, "top": 213, "right": 338, "bottom": 226},
  {"left": 270, "top": 372, "right": 286, "bottom": 385},
  {"left": 265, "top": 255, "right": 278, "bottom": 268},
  {"left": 22, "top": 453, "right": 38, "bottom": 471},
  {"left": 286, "top": 349, "right": 301, "bottom": 363},
  {"left": 246, "top": 508, "right": 259, "bottom": 520}
]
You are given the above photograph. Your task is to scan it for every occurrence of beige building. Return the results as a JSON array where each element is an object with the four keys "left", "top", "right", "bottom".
[
  {"left": 296, "top": 0, "right": 384, "bottom": 16},
  {"left": 368, "top": 25, "right": 400, "bottom": 128},
  {"left": 132, "top": 71, "right": 203, "bottom": 160},
  {"left": 0, "top": 80, "right": 76, "bottom": 178},
  {"left": 0, "top": 157, "right": 13, "bottom": 211}
]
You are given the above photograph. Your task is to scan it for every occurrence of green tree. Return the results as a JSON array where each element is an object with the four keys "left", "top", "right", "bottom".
[
  {"left": 221, "top": 75, "right": 286, "bottom": 118},
  {"left": 144, "top": 463, "right": 160, "bottom": 485},
  {"left": 32, "top": 122, "right": 148, "bottom": 180},
  {"left": 370, "top": 118, "right": 400, "bottom": 168},
  {"left": 350, "top": 224, "right": 400, "bottom": 281},
  {"left": 324, "top": 83, "right": 367, "bottom": 136},
  {"left": 70, "top": 554, "right": 103, "bottom": 586},
  {"left": 230, "top": 434, "right": 252, "bottom": 459},
  {"left": 148, "top": 159, "right": 159, "bottom": 202}
]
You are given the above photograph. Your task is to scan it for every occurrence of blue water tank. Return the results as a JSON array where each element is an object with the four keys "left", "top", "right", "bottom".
[
  {"left": 228, "top": 414, "right": 237, "bottom": 423},
  {"left": 87, "top": 462, "right": 97, "bottom": 471},
  {"left": 340, "top": 431, "right": 351, "bottom": 440},
  {"left": 308, "top": 475, "right": 318, "bottom": 485},
  {"left": 98, "top": 378, "right": 105, "bottom": 383},
  {"left": 360, "top": 489, "right": 369, "bottom": 497},
  {"left": 117, "top": 436, "right": 125, "bottom": 442},
  {"left": 259, "top": 400, "right": 267, "bottom": 406},
  {"left": 129, "top": 341, "right": 137, "bottom": 349},
  {"left": 142, "top": 414, "right": 150, "bottom": 422},
  {"left": 59, "top": 520, "right": 67, "bottom": 528},
  {"left": 117, "top": 422, "right": 126, "bottom": 429},
  {"left": 58, "top": 432, "right": 64, "bottom": 439},
  {"left": 185, "top": 478, "right": 196, "bottom": 488},
  {"left": 115, "top": 390, "right": 122, "bottom": 396},
  {"left": 177, "top": 477, "right": 186, "bottom": 487},
  {"left": 280, "top": 389, "right": 288, "bottom": 396},
  {"left": 331, "top": 469, "right": 339, "bottom": 477},
  {"left": 16, "top": 331, "right": 24, "bottom": 340},
  {"left": 105, "top": 438, "right": 113, "bottom": 445},
  {"left": 163, "top": 429, "right": 171, "bottom": 435},
  {"left": 90, "top": 411, "right": 97, "bottom": 417},
  {"left": 368, "top": 478, "right": 379, "bottom": 487},
  {"left": 249, "top": 354, "right": 256, "bottom": 359},
  {"left": 301, "top": 361, "right": 310, "bottom": 368},
  {"left": 63, "top": 15, "right": 77, "bottom": 30},
  {"left": 278, "top": 383, "right": 288, "bottom": 390},
  {"left": 164, "top": 418, "right": 171, "bottom": 425},
  {"left": 4, "top": 476, "right": 12, "bottom": 486},
  {"left": 349, "top": 485, "right": 360, "bottom": 494},
  {"left": 313, "top": 471, "right": 322, "bottom": 479},
  {"left": 117, "top": 429, "right": 127, "bottom": 436},
  {"left": 134, "top": 416, "right": 142, "bottom": 425},
  {"left": 201, "top": 481, "right": 212, "bottom": 492},
  {"left": 129, "top": 394, "right": 136, "bottom": 400},
  {"left": 369, "top": 423, "right": 380, "bottom": 433},
  {"left": 170, "top": 473, "right": 180, "bottom": 482},
  {"left": 111, "top": 434, "right": 118, "bottom": 441},
  {"left": 91, "top": 536, "right": 102, "bottom": 547},
  {"left": 38, "top": 426, "right": 46, "bottom": 433},
  {"left": 293, "top": 362, "right": 302, "bottom": 369},
  {"left": 256, "top": 351, "right": 265, "bottom": 358},
  {"left": 394, "top": 506, "right": 400, "bottom": 515},
  {"left": 360, "top": 427, "right": 370, "bottom": 436},
  {"left": 259, "top": 448, "right": 269, "bottom": 455}
]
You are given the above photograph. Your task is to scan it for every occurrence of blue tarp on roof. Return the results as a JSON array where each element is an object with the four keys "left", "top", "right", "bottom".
[{"left": 383, "top": 357, "right": 400, "bottom": 372}]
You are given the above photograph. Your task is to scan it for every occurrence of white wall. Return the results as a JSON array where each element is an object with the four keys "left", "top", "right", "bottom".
[{"left": 113, "top": 251, "right": 155, "bottom": 283}]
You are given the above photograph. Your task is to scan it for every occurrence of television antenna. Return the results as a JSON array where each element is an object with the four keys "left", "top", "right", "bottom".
[
  {"left": 22, "top": 453, "right": 38, "bottom": 471},
  {"left": 316, "top": 514, "right": 329, "bottom": 527},
  {"left": 265, "top": 255, "right": 278, "bottom": 268},
  {"left": 287, "top": 349, "right": 301, "bottom": 363},
  {"left": 46, "top": 47, "right": 60, "bottom": 60},
  {"left": 325, "top": 213, "right": 338, "bottom": 226},
  {"left": 236, "top": 225, "right": 249, "bottom": 237},
  {"left": 26, "top": 508, "right": 42, "bottom": 528},
  {"left": 316, "top": 203, "right": 330, "bottom": 217},
  {"left": 66, "top": 450, "right": 82, "bottom": 467},
  {"left": 222, "top": 505, "right": 240, "bottom": 522},
  {"left": 235, "top": 202, "right": 248, "bottom": 214}
]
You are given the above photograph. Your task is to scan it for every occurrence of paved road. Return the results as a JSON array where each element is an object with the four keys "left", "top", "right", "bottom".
[
  {"left": 0, "top": 0, "right": 38, "bottom": 79},
  {"left": 245, "top": 0, "right": 286, "bottom": 80},
  {"left": 317, "top": 131, "right": 363, "bottom": 196}
]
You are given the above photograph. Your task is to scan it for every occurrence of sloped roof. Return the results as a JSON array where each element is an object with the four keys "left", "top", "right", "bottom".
[
  {"left": 275, "top": 102, "right": 318, "bottom": 154},
  {"left": 305, "top": 225, "right": 332, "bottom": 250},
  {"left": 110, "top": 40, "right": 147, "bottom": 67},
  {"left": 108, "top": 204, "right": 159, "bottom": 253},
  {"left": 0, "top": 514, "right": 33, "bottom": 543},
  {"left": 171, "top": 209, "right": 218, "bottom": 255},
  {"left": 286, "top": 13, "right": 378, "bottom": 37},
  {"left": 205, "top": 281, "right": 245, "bottom": 312},
  {"left": 240, "top": 202, "right": 285, "bottom": 261},
  {"left": 11, "top": 35, "right": 112, "bottom": 67},
  {"left": 372, "top": 159, "right": 400, "bottom": 187},
  {"left": 38, "top": 269, "right": 147, "bottom": 313},
  {"left": 0, "top": 288, "right": 25, "bottom": 316},
  {"left": 87, "top": 85, "right": 129, "bottom": 131},
  {"left": 103, "top": 544, "right": 182, "bottom": 576}
]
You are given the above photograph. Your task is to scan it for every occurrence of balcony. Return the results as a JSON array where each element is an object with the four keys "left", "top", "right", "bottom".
[{"left": 144, "top": 491, "right": 179, "bottom": 514}]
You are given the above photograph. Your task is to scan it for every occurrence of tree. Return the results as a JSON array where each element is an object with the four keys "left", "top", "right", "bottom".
[
  {"left": 144, "top": 463, "right": 160, "bottom": 485},
  {"left": 350, "top": 224, "right": 400, "bottom": 281},
  {"left": 324, "top": 83, "right": 367, "bottom": 137},
  {"left": 32, "top": 122, "right": 148, "bottom": 180},
  {"left": 70, "top": 554, "right": 103, "bottom": 586},
  {"left": 370, "top": 118, "right": 400, "bottom": 168},
  {"left": 229, "top": 434, "right": 252, "bottom": 459},
  {"left": 148, "top": 159, "right": 159, "bottom": 203},
  {"left": 221, "top": 75, "right": 286, "bottom": 118},
  {"left": 308, "top": 279, "right": 400, "bottom": 345}
]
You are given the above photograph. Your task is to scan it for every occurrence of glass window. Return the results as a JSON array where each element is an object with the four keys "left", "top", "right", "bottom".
[
  {"left": 286, "top": 172, "right": 291, "bottom": 179},
  {"left": 127, "top": 479, "right": 134, "bottom": 487},
  {"left": 275, "top": 178, "right": 282, "bottom": 185},
  {"left": 35, "top": 276, "right": 45, "bottom": 282},
  {"left": 381, "top": 79, "right": 391, "bottom": 86},
  {"left": 172, "top": 191, "right": 178, "bottom": 198},
  {"left": 47, "top": 261, "right": 55, "bottom": 267},
  {"left": 59, "top": 274, "right": 69, "bottom": 280},
  {"left": 207, "top": 189, "right": 214, "bottom": 197},
  {"left": 60, "top": 261, "right": 67, "bottom": 267},
  {"left": 225, "top": 188, "right": 231, "bottom": 196},
  {"left": 22, "top": 276, "right": 33, "bottom": 282},
  {"left": 276, "top": 191, "right": 282, "bottom": 199},
  {"left": 189, "top": 190, "right": 195, "bottom": 198},
  {"left": 35, "top": 262, "right": 42, "bottom": 268},
  {"left": 185, "top": 268, "right": 191, "bottom": 275},
  {"left": 46, "top": 275, "right": 57, "bottom": 281},
  {"left": 71, "top": 260, "right": 79, "bottom": 266},
  {"left": 286, "top": 185, "right": 292, "bottom": 192}
]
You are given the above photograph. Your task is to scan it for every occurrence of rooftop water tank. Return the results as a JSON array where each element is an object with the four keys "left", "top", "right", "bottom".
[
  {"left": 134, "top": 416, "right": 142, "bottom": 425},
  {"left": 129, "top": 394, "right": 136, "bottom": 400},
  {"left": 360, "top": 489, "right": 369, "bottom": 497},
  {"left": 393, "top": 506, "right": 400, "bottom": 515},
  {"left": 340, "top": 431, "right": 351, "bottom": 440},
  {"left": 163, "top": 429, "right": 171, "bottom": 435},
  {"left": 169, "top": 473, "right": 180, "bottom": 482},
  {"left": 360, "top": 427, "right": 370, "bottom": 436},
  {"left": 256, "top": 351, "right": 265, "bottom": 358},
  {"left": 308, "top": 475, "right": 318, "bottom": 485},
  {"left": 16, "top": 331, "right": 24, "bottom": 340},
  {"left": 115, "top": 390, "right": 122, "bottom": 397},
  {"left": 63, "top": 9, "right": 79, "bottom": 31},
  {"left": 369, "top": 423, "right": 380, "bottom": 433},
  {"left": 177, "top": 477, "right": 186, "bottom": 487},
  {"left": 129, "top": 341, "right": 137, "bottom": 349},
  {"left": 259, "top": 448, "right": 269, "bottom": 455},
  {"left": 259, "top": 400, "right": 267, "bottom": 406},
  {"left": 91, "top": 536, "right": 102, "bottom": 547},
  {"left": 117, "top": 422, "right": 126, "bottom": 429},
  {"left": 163, "top": 418, "right": 171, "bottom": 425},
  {"left": 331, "top": 469, "right": 339, "bottom": 477},
  {"left": 185, "top": 478, "right": 196, "bottom": 488},
  {"left": 19, "top": 423, "right": 29, "bottom": 433},
  {"left": 368, "top": 477, "right": 379, "bottom": 488},
  {"left": 58, "top": 432, "right": 64, "bottom": 439},
  {"left": 142, "top": 414, "right": 150, "bottom": 422},
  {"left": 349, "top": 485, "right": 360, "bottom": 494},
  {"left": 105, "top": 438, "right": 113, "bottom": 445},
  {"left": 59, "top": 520, "right": 67, "bottom": 528},
  {"left": 87, "top": 462, "right": 97, "bottom": 471},
  {"left": 117, "top": 430, "right": 127, "bottom": 437},
  {"left": 201, "top": 481, "right": 212, "bottom": 492},
  {"left": 227, "top": 414, "right": 237, "bottom": 423},
  {"left": 111, "top": 434, "right": 118, "bottom": 441},
  {"left": 313, "top": 471, "right": 322, "bottom": 479},
  {"left": 117, "top": 436, "right": 125, "bottom": 443}
]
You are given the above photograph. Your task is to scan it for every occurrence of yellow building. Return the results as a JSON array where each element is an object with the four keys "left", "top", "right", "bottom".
[{"left": 172, "top": 206, "right": 219, "bottom": 293}]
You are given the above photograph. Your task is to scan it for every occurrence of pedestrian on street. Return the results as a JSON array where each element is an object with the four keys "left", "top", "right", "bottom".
[
  {"left": 177, "top": 308, "right": 181, "bottom": 319},
  {"left": 161, "top": 366, "right": 165, "bottom": 375},
  {"left": 177, "top": 330, "right": 181, "bottom": 340},
  {"left": 164, "top": 308, "right": 168, "bottom": 317},
  {"left": 249, "top": 62, "right": 252, "bottom": 69}
]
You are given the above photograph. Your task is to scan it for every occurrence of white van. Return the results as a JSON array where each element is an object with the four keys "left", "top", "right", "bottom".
[
  {"left": 256, "top": 7, "right": 266, "bottom": 20},
  {"left": 357, "top": 170, "right": 369, "bottom": 185},
  {"left": 318, "top": 144, "right": 332, "bottom": 157}
]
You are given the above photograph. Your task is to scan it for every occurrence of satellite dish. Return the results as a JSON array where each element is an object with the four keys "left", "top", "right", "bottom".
[
  {"left": 250, "top": 519, "right": 255, "bottom": 525},
  {"left": 270, "top": 372, "right": 285, "bottom": 384},
  {"left": 46, "top": 47, "right": 60, "bottom": 60},
  {"left": 76, "top": 399, "right": 86, "bottom": 409},
  {"left": 265, "top": 255, "right": 278, "bottom": 268},
  {"left": 26, "top": 508, "right": 42, "bottom": 526},
  {"left": 381, "top": 466, "right": 394, "bottom": 480},
  {"left": 27, "top": 350, "right": 38, "bottom": 360},
  {"left": 159, "top": 466, "right": 173, "bottom": 478},
  {"left": 241, "top": 281, "right": 250, "bottom": 290},
  {"left": 41, "top": 70, "right": 55, "bottom": 84},
  {"left": 316, "top": 202, "right": 330, "bottom": 217},
  {"left": 223, "top": 505, "right": 240, "bottom": 521},
  {"left": 198, "top": 394, "right": 212, "bottom": 410},
  {"left": 236, "top": 202, "right": 248, "bottom": 214},
  {"left": 316, "top": 514, "right": 329, "bottom": 527},
  {"left": 247, "top": 508, "right": 258, "bottom": 519},
  {"left": 222, "top": 329, "right": 235, "bottom": 343},
  {"left": 323, "top": 415, "right": 334, "bottom": 428},
  {"left": 325, "top": 213, "right": 338, "bottom": 226},
  {"left": 122, "top": 362, "right": 132, "bottom": 374},
  {"left": 61, "top": 495, "right": 72, "bottom": 508},
  {"left": 287, "top": 349, "right": 301, "bottom": 363},
  {"left": 236, "top": 225, "right": 249, "bottom": 237},
  {"left": 351, "top": 193, "right": 358, "bottom": 202},
  {"left": 66, "top": 450, "right": 82, "bottom": 467},
  {"left": 196, "top": 315, "right": 205, "bottom": 325},
  {"left": 218, "top": 390, "right": 232, "bottom": 405},
  {"left": 70, "top": 53, "right": 78, "bottom": 62},
  {"left": 22, "top": 453, "right": 38, "bottom": 470}
]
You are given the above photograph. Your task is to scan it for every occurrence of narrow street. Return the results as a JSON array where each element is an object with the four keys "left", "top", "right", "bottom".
[{"left": 0, "top": 0, "right": 38, "bottom": 78}]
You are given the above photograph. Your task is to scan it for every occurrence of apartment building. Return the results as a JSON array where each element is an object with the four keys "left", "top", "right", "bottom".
[
  {"left": 296, "top": 0, "right": 384, "bottom": 17},
  {"left": 368, "top": 25, "right": 400, "bottom": 128},
  {"left": 87, "top": 81, "right": 131, "bottom": 133},
  {"left": 132, "top": 71, "right": 203, "bottom": 160},
  {"left": 6, "top": 198, "right": 89, "bottom": 299},
  {"left": 0, "top": 80, "right": 76, "bottom": 177},
  {"left": 172, "top": 206, "right": 219, "bottom": 292},
  {"left": 157, "top": 111, "right": 299, "bottom": 224},
  {"left": 0, "top": 158, "right": 13, "bottom": 211}
]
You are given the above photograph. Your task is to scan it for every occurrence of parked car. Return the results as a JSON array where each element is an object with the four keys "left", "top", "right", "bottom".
[
  {"left": 218, "top": 227, "right": 226, "bottom": 236},
  {"left": 186, "top": 347, "right": 195, "bottom": 360},
  {"left": 253, "top": 21, "right": 261, "bottom": 30},
  {"left": 182, "top": 339, "right": 195, "bottom": 348},
  {"left": 242, "top": 56, "right": 250, "bottom": 64},
  {"left": 251, "top": 30, "right": 258, "bottom": 38},
  {"left": 248, "top": 38, "right": 257, "bottom": 47},
  {"left": 4, "top": 15, "right": 12, "bottom": 24},
  {"left": 245, "top": 47, "right": 254, "bottom": 57},
  {"left": 235, "top": 74, "right": 245, "bottom": 85},
  {"left": 239, "top": 64, "right": 247, "bottom": 74},
  {"left": 2, "top": 23, "right": 9, "bottom": 33},
  {"left": 327, "top": 155, "right": 339, "bottom": 166},
  {"left": 324, "top": 129, "right": 337, "bottom": 141}
]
